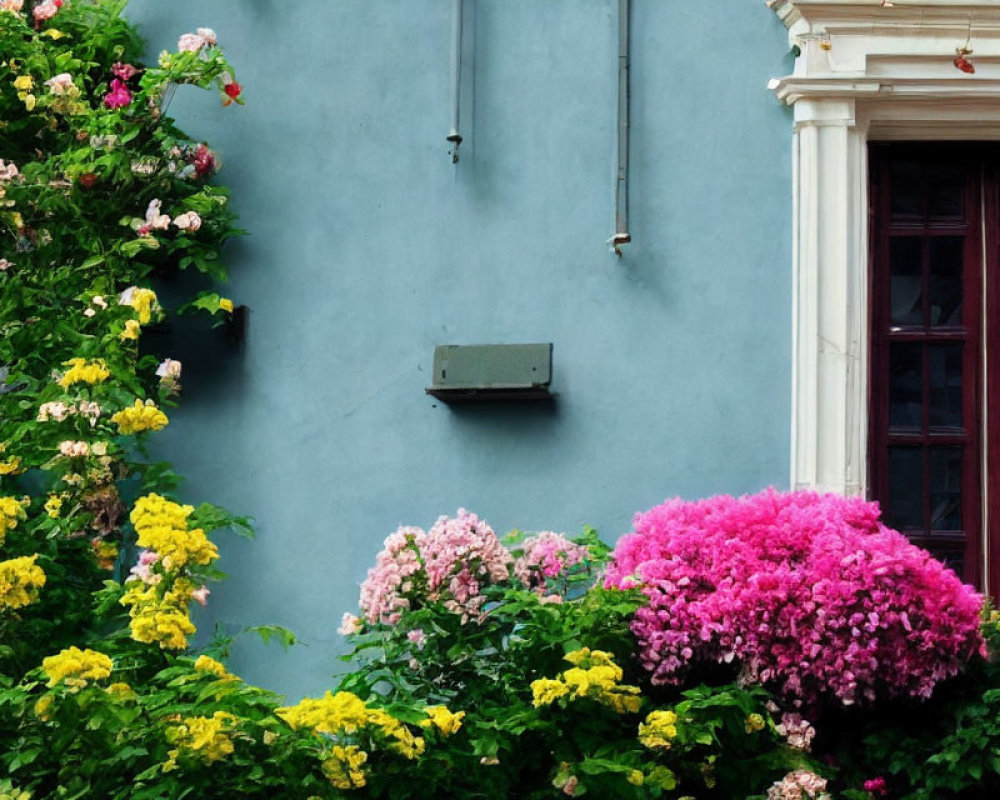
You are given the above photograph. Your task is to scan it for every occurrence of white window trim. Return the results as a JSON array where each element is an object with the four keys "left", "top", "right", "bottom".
[{"left": 768, "top": 1, "right": 1000, "bottom": 503}]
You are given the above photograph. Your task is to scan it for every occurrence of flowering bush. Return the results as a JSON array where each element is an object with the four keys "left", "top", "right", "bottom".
[{"left": 604, "top": 489, "right": 985, "bottom": 706}]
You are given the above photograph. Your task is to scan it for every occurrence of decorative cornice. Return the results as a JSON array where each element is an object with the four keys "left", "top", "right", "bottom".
[{"left": 769, "top": 0, "right": 1000, "bottom": 106}]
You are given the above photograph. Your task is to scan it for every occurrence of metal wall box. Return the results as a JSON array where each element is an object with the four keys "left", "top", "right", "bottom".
[{"left": 426, "top": 343, "right": 553, "bottom": 402}]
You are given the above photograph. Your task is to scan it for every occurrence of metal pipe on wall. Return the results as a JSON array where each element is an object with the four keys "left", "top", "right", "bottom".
[
  {"left": 611, "top": 0, "right": 631, "bottom": 255},
  {"left": 447, "top": 0, "right": 464, "bottom": 163}
]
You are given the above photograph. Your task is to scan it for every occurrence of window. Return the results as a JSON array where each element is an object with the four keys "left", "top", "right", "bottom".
[
  {"left": 868, "top": 146, "right": 987, "bottom": 586},
  {"left": 768, "top": 0, "right": 1000, "bottom": 594}
]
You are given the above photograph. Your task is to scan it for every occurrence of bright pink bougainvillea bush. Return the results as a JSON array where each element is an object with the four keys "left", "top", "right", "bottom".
[{"left": 603, "top": 489, "right": 986, "bottom": 706}]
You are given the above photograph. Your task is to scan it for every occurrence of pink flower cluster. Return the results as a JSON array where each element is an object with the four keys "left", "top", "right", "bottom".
[
  {"left": 766, "top": 769, "right": 829, "bottom": 800},
  {"left": 358, "top": 510, "right": 511, "bottom": 624},
  {"left": 512, "top": 531, "right": 589, "bottom": 591},
  {"left": 603, "top": 490, "right": 986, "bottom": 706}
]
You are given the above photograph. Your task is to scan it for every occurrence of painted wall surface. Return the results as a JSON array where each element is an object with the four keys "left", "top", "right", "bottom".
[{"left": 125, "top": 0, "right": 794, "bottom": 700}]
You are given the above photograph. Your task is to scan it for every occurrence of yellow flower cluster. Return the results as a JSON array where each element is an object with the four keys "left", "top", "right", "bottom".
[
  {"left": 120, "top": 319, "right": 141, "bottom": 341},
  {"left": 120, "top": 580, "right": 198, "bottom": 650},
  {"left": 530, "top": 648, "right": 642, "bottom": 714},
  {"left": 131, "top": 494, "right": 217, "bottom": 569},
  {"left": 0, "top": 555, "right": 46, "bottom": 610},
  {"left": 111, "top": 399, "right": 169, "bottom": 435},
  {"left": 163, "top": 711, "right": 237, "bottom": 771},
  {"left": 13, "top": 74, "right": 34, "bottom": 111},
  {"left": 126, "top": 288, "right": 158, "bottom": 324},
  {"left": 419, "top": 705, "right": 465, "bottom": 736},
  {"left": 119, "top": 495, "right": 218, "bottom": 650},
  {"left": 194, "top": 654, "right": 239, "bottom": 681},
  {"left": 278, "top": 691, "right": 425, "bottom": 761},
  {"left": 0, "top": 495, "right": 26, "bottom": 544},
  {"left": 322, "top": 745, "right": 369, "bottom": 790},
  {"left": 0, "top": 457, "right": 21, "bottom": 475},
  {"left": 44, "top": 494, "right": 63, "bottom": 518},
  {"left": 41, "top": 646, "right": 113, "bottom": 690},
  {"left": 58, "top": 358, "right": 110, "bottom": 389},
  {"left": 638, "top": 709, "right": 679, "bottom": 750}
]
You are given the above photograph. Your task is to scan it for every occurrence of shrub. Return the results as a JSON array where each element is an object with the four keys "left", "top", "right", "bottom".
[{"left": 604, "top": 489, "right": 986, "bottom": 706}]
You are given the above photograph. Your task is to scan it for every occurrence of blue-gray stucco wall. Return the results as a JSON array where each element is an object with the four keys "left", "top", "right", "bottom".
[{"left": 126, "top": 0, "right": 794, "bottom": 700}]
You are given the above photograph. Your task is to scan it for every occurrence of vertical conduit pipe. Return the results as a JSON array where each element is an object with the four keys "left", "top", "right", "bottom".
[
  {"left": 611, "top": 0, "right": 631, "bottom": 255},
  {"left": 447, "top": 0, "right": 464, "bottom": 163}
]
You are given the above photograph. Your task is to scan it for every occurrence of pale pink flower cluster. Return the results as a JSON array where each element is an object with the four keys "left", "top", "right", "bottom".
[
  {"left": 58, "top": 440, "right": 89, "bottom": 458},
  {"left": 39, "top": 400, "right": 101, "bottom": 426},
  {"left": 172, "top": 211, "right": 202, "bottom": 231},
  {"left": 0, "top": 1, "right": 24, "bottom": 13},
  {"left": 358, "top": 511, "right": 512, "bottom": 625},
  {"left": 766, "top": 770, "right": 829, "bottom": 800},
  {"left": 32, "top": 0, "right": 60, "bottom": 24},
  {"left": 135, "top": 199, "right": 171, "bottom": 236},
  {"left": 0, "top": 159, "right": 20, "bottom": 182},
  {"left": 513, "top": 531, "right": 589, "bottom": 591},
  {"left": 44, "top": 72, "right": 75, "bottom": 95},
  {"left": 603, "top": 489, "right": 986, "bottom": 706},
  {"left": 177, "top": 28, "right": 217, "bottom": 52},
  {"left": 0, "top": 259, "right": 12, "bottom": 271},
  {"left": 129, "top": 550, "right": 162, "bottom": 585},
  {"left": 776, "top": 712, "right": 816, "bottom": 751}
]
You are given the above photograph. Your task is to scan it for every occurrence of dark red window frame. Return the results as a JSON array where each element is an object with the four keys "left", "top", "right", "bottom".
[{"left": 868, "top": 144, "right": 990, "bottom": 590}]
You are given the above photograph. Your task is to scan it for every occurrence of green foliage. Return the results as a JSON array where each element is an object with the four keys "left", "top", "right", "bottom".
[{"left": 337, "top": 537, "right": 806, "bottom": 799}]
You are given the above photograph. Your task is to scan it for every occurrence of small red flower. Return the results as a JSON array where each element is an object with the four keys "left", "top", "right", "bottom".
[
  {"left": 224, "top": 81, "right": 242, "bottom": 100},
  {"left": 955, "top": 47, "right": 975, "bottom": 74},
  {"left": 77, "top": 173, "right": 98, "bottom": 190}
]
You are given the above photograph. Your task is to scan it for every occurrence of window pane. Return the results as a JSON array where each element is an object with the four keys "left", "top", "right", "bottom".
[
  {"left": 890, "top": 343, "right": 923, "bottom": 428},
  {"left": 888, "top": 447, "right": 923, "bottom": 530},
  {"left": 929, "top": 447, "right": 962, "bottom": 530},
  {"left": 889, "top": 160, "right": 922, "bottom": 217},
  {"left": 926, "top": 163, "right": 964, "bottom": 218},
  {"left": 929, "top": 236, "right": 963, "bottom": 326},
  {"left": 929, "top": 344, "right": 963, "bottom": 428},
  {"left": 890, "top": 237, "right": 923, "bottom": 325}
]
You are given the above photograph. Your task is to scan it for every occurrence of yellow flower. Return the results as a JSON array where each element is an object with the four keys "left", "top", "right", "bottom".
[
  {"left": 129, "top": 494, "right": 217, "bottom": 569},
  {"left": 322, "top": 745, "right": 368, "bottom": 790},
  {"left": 123, "top": 287, "right": 157, "bottom": 324},
  {"left": 105, "top": 682, "right": 136, "bottom": 701},
  {"left": 194, "top": 655, "right": 239, "bottom": 681},
  {"left": 0, "top": 495, "right": 27, "bottom": 541},
  {"left": 0, "top": 554, "right": 45, "bottom": 610},
  {"left": 218, "top": 297, "right": 234, "bottom": 313},
  {"left": 22, "top": 94, "right": 35, "bottom": 111},
  {"left": 111, "top": 399, "right": 168, "bottom": 434},
  {"left": 120, "top": 319, "right": 141, "bottom": 341},
  {"left": 278, "top": 692, "right": 424, "bottom": 759},
  {"left": 420, "top": 705, "right": 465, "bottom": 735},
  {"left": 531, "top": 678, "right": 569, "bottom": 707},
  {"left": 165, "top": 712, "right": 236, "bottom": 765},
  {"left": 12, "top": 75, "right": 33, "bottom": 91},
  {"left": 746, "top": 713, "right": 766, "bottom": 733},
  {"left": 638, "top": 709, "right": 679, "bottom": 750},
  {"left": 44, "top": 494, "right": 63, "bottom": 518},
  {"left": 41, "top": 646, "right": 113, "bottom": 689},
  {"left": 33, "top": 694, "right": 55, "bottom": 721},
  {"left": 58, "top": 358, "right": 110, "bottom": 389},
  {"left": 627, "top": 770, "right": 644, "bottom": 786},
  {"left": 0, "top": 457, "right": 21, "bottom": 475},
  {"left": 43, "top": 29, "right": 66, "bottom": 39}
]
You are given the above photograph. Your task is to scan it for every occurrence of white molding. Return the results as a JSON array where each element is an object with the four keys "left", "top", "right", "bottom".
[{"left": 771, "top": 1, "right": 1000, "bottom": 496}]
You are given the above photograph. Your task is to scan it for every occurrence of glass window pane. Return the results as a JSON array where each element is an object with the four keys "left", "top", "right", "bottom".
[
  {"left": 926, "top": 163, "right": 964, "bottom": 218},
  {"left": 929, "top": 447, "right": 962, "bottom": 530},
  {"left": 890, "top": 237, "right": 924, "bottom": 326},
  {"left": 889, "top": 160, "right": 922, "bottom": 217},
  {"left": 929, "top": 344, "right": 963, "bottom": 428},
  {"left": 890, "top": 343, "right": 923, "bottom": 428},
  {"left": 888, "top": 447, "right": 923, "bottom": 530},
  {"left": 929, "top": 236, "right": 963, "bottom": 326}
]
